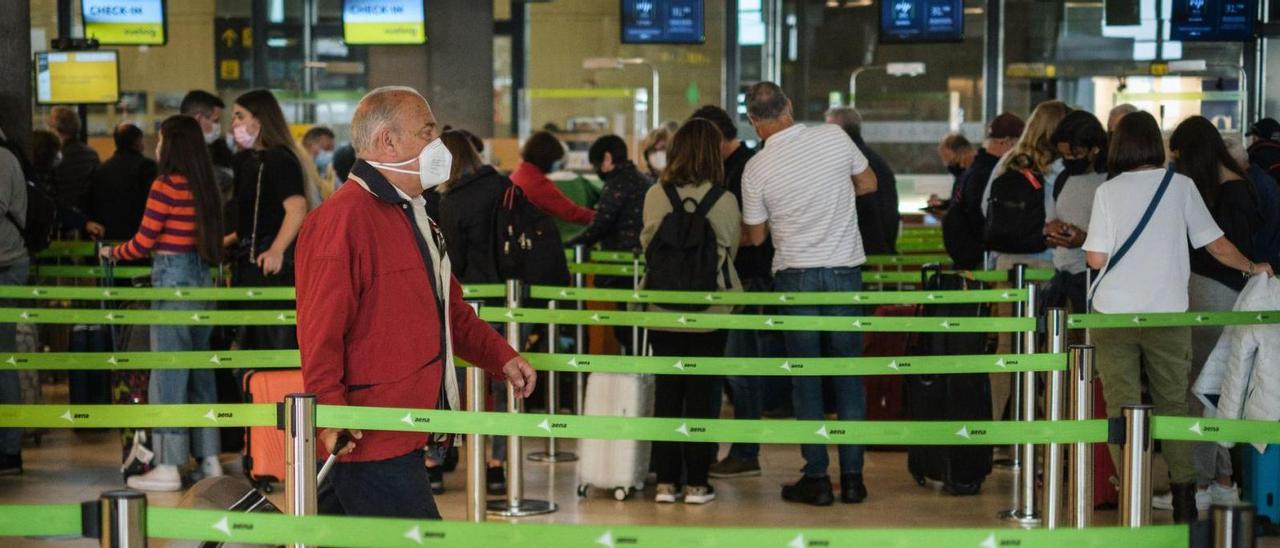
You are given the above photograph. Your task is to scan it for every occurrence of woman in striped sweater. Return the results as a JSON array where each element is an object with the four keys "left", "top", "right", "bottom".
[{"left": 100, "top": 115, "right": 226, "bottom": 492}]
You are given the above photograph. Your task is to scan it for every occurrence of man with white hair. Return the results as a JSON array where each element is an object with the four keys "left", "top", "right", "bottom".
[
  {"left": 295, "top": 86, "right": 536, "bottom": 518},
  {"left": 1108, "top": 104, "right": 1139, "bottom": 133}
]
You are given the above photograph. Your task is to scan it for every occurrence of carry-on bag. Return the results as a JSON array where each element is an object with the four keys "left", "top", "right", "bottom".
[
  {"left": 576, "top": 372, "right": 654, "bottom": 500},
  {"left": 241, "top": 369, "right": 304, "bottom": 491}
]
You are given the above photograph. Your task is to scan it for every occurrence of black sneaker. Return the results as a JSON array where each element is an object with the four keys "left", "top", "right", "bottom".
[
  {"left": 487, "top": 466, "right": 506, "bottom": 495},
  {"left": 0, "top": 453, "right": 21, "bottom": 476},
  {"left": 427, "top": 465, "right": 445, "bottom": 495},
  {"left": 709, "top": 456, "right": 762, "bottom": 478},
  {"left": 840, "top": 473, "right": 867, "bottom": 504},
  {"left": 781, "top": 475, "right": 834, "bottom": 506},
  {"left": 441, "top": 447, "right": 460, "bottom": 472}
]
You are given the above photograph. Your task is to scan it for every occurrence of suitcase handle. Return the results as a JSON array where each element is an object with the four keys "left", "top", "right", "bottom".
[{"left": 316, "top": 432, "right": 354, "bottom": 485}]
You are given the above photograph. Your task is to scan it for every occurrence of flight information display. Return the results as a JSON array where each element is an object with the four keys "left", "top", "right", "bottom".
[
  {"left": 35, "top": 51, "right": 121, "bottom": 105},
  {"left": 342, "top": 0, "right": 427, "bottom": 45},
  {"left": 880, "top": 0, "right": 965, "bottom": 43},
  {"left": 82, "top": 0, "right": 167, "bottom": 45},
  {"left": 1171, "top": 0, "right": 1256, "bottom": 41},
  {"left": 621, "top": 0, "right": 705, "bottom": 44}
]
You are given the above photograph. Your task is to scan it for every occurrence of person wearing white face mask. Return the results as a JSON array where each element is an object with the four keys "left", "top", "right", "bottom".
[
  {"left": 295, "top": 86, "right": 537, "bottom": 519},
  {"left": 641, "top": 125, "right": 674, "bottom": 178}
]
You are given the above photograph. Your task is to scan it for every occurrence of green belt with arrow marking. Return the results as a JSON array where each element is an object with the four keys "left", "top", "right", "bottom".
[
  {"left": 0, "top": 308, "right": 296, "bottom": 325},
  {"left": 525, "top": 352, "right": 1063, "bottom": 376},
  {"left": 0, "top": 350, "right": 300, "bottom": 370},
  {"left": 1069, "top": 311, "right": 1280, "bottom": 329},
  {"left": 530, "top": 286, "right": 1028, "bottom": 305},
  {"left": 477, "top": 307, "right": 1034, "bottom": 332}
]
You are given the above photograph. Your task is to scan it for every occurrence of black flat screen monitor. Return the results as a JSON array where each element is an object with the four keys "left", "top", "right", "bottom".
[
  {"left": 880, "top": 0, "right": 965, "bottom": 43},
  {"left": 1170, "top": 0, "right": 1256, "bottom": 41},
  {"left": 621, "top": 0, "right": 705, "bottom": 44}
]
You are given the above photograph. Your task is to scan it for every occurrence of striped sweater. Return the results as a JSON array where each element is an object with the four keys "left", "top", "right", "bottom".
[{"left": 112, "top": 175, "right": 199, "bottom": 261}]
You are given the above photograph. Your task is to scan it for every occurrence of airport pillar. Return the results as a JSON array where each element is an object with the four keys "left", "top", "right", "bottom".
[{"left": 0, "top": 1, "right": 33, "bottom": 152}]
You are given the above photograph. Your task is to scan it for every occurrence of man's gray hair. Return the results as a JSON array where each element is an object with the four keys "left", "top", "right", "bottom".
[
  {"left": 746, "top": 81, "right": 790, "bottom": 121},
  {"left": 351, "top": 86, "right": 425, "bottom": 156},
  {"left": 1223, "top": 134, "right": 1250, "bottom": 170},
  {"left": 1108, "top": 103, "right": 1139, "bottom": 131},
  {"left": 825, "top": 106, "right": 863, "bottom": 138}
]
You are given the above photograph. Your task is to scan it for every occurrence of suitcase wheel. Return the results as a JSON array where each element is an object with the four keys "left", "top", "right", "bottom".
[
  {"left": 946, "top": 481, "right": 982, "bottom": 496},
  {"left": 613, "top": 487, "right": 630, "bottom": 501},
  {"left": 912, "top": 473, "right": 926, "bottom": 487},
  {"left": 576, "top": 484, "right": 589, "bottom": 498}
]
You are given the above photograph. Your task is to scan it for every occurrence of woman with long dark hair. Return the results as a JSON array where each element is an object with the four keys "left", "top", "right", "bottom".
[
  {"left": 101, "top": 115, "right": 225, "bottom": 491},
  {"left": 1168, "top": 115, "right": 1262, "bottom": 509},
  {"left": 227, "top": 89, "right": 312, "bottom": 350}
]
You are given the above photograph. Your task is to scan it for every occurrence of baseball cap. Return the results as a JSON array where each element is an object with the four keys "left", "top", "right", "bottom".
[
  {"left": 1248, "top": 118, "right": 1280, "bottom": 141},
  {"left": 988, "top": 113, "right": 1026, "bottom": 140}
]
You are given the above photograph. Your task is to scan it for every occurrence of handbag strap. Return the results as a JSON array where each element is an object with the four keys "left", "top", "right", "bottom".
[
  {"left": 249, "top": 157, "right": 264, "bottom": 263},
  {"left": 1089, "top": 169, "right": 1175, "bottom": 301}
]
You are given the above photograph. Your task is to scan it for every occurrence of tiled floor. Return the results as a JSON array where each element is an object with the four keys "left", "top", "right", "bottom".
[{"left": 6, "top": 428, "right": 1269, "bottom": 547}]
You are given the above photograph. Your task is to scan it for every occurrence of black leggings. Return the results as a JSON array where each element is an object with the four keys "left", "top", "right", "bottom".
[{"left": 648, "top": 329, "right": 727, "bottom": 487}]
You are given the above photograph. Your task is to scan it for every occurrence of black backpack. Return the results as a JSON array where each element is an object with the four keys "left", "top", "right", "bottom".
[
  {"left": 984, "top": 161, "right": 1047, "bottom": 254},
  {"left": 643, "top": 185, "right": 728, "bottom": 311},
  {"left": 0, "top": 138, "right": 56, "bottom": 255},
  {"left": 494, "top": 182, "right": 570, "bottom": 285}
]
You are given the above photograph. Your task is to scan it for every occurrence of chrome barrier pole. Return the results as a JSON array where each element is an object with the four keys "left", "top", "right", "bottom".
[
  {"left": 631, "top": 252, "right": 641, "bottom": 357},
  {"left": 1066, "top": 345, "right": 1095, "bottom": 528},
  {"left": 572, "top": 245, "right": 586, "bottom": 415},
  {"left": 1016, "top": 282, "right": 1040, "bottom": 524},
  {"left": 465, "top": 300, "right": 487, "bottom": 523},
  {"left": 489, "top": 280, "right": 557, "bottom": 517},
  {"left": 1119, "top": 404, "right": 1154, "bottom": 528},
  {"left": 1042, "top": 307, "right": 1067, "bottom": 529},
  {"left": 283, "top": 393, "right": 317, "bottom": 548},
  {"left": 1212, "top": 502, "right": 1256, "bottom": 548},
  {"left": 99, "top": 490, "right": 146, "bottom": 548},
  {"left": 529, "top": 300, "right": 576, "bottom": 463},
  {"left": 1000, "top": 264, "right": 1033, "bottom": 523}
]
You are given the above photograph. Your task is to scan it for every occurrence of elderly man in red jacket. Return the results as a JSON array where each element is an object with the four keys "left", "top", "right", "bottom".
[{"left": 296, "top": 86, "right": 536, "bottom": 519}]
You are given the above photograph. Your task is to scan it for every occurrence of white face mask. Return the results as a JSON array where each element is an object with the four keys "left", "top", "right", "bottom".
[
  {"left": 203, "top": 126, "right": 221, "bottom": 145},
  {"left": 648, "top": 150, "right": 668, "bottom": 171},
  {"left": 367, "top": 138, "right": 453, "bottom": 191}
]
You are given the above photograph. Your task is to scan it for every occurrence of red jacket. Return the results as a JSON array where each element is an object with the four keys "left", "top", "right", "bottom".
[
  {"left": 296, "top": 161, "right": 517, "bottom": 463},
  {"left": 510, "top": 161, "right": 595, "bottom": 225}
]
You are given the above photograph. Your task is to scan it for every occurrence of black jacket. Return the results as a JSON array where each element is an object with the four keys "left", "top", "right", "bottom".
[
  {"left": 566, "top": 161, "right": 650, "bottom": 252},
  {"left": 438, "top": 166, "right": 508, "bottom": 284},
  {"left": 1250, "top": 140, "right": 1280, "bottom": 182},
  {"left": 52, "top": 139, "right": 100, "bottom": 230},
  {"left": 852, "top": 135, "right": 900, "bottom": 254},
  {"left": 82, "top": 149, "right": 156, "bottom": 241},
  {"left": 725, "top": 142, "right": 774, "bottom": 282},
  {"left": 943, "top": 148, "right": 1000, "bottom": 269}
]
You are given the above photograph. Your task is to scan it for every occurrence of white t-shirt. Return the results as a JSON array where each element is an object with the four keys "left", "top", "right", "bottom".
[
  {"left": 741, "top": 123, "right": 870, "bottom": 273},
  {"left": 1083, "top": 169, "right": 1224, "bottom": 313}
]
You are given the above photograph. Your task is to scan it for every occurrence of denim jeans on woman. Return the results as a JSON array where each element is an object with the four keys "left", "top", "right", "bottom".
[
  {"left": 0, "top": 258, "right": 29, "bottom": 457},
  {"left": 149, "top": 254, "right": 220, "bottom": 465},
  {"left": 774, "top": 266, "right": 865, "bottom": 478}
]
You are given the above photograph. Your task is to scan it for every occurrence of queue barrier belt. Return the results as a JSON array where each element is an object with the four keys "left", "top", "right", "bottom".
[
  {"left": 0, "top": 503, "right": 1189, "bottom": 547},
  {"left": 1069, "top": 310, "right": 1280, "bottom": 329},
  {"left": 565, "top": 263, "right": 1057, "bottom": 283},
  {"left": 0, "top": 284, "right": 506, "bottom": 301},
  {"left": 477, "top": 307, "right": 1035, "bottom": 333},
  {"left": 0, "top": 404, "right": 1108, "bottom": 445},
  {"left": 0, "top": 308, "right": 296, "bottom": 325},
  {"left": 0, "top": 350, "right": 1061, "bottom": 377},
  {"left": 31, "top": 265, "right": 216, "bottom": 279},
  {"left": 579, "top": 250, "right": 953, "bottom": 267},
  {"left": 530, "top": 286, "right": 1028, "bottom": 305}
]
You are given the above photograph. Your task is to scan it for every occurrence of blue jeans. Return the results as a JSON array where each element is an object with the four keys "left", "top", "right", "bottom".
[
  {"left": 0, "top": 259, "right": 29, "bottom": 456},
  {"left": 774, "top": 267, "right": 865, "bottom": 478},
  {"left": 149, "top": 254, "right": 219, "bottom": 465},
  {"left": 724, "top": 278, "right": 786, "bottom": 460}
]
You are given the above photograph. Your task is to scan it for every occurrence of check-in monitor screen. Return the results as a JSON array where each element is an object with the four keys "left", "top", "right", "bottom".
[
  {"left": 342, "top": 0, "right": 427, "bottom": 45},
  {"left": 35, "top": 51, "right": 121, "bottom": 106},
  {"left": 621, "top": 0, "right": 706, "bottom": 44},
  {"left": 880, "top": 0, "right": 965, "bottom": 43},
  {"left": 1171, "top": 0, "right": 1256, "bottom": 41},
  {"left": 82, "top": 0, "right": 167, "bottom": 45}
]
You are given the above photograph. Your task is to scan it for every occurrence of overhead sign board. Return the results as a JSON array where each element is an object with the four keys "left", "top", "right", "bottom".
[
  {"left": 342, "top": 0, "right": 427, "bottom": 45},
  {"left": 82, "top": 0, "right": 167, "bottom": 45}
]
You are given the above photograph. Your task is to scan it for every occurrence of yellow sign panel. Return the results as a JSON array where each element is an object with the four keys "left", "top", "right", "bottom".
[
  {"left": 342, "top": 0, "right": 427, "bottom": 45},
  {"left": 82, "top": 0, "right": 166, "bottom": 45},
  {"left": 343, "top": 22, "right": 426, "bottom": 45},
  {"left": 35, "top": 51, "right": 121, "bottom": 105},
  {"left": 219, "top": 60, "right": 241, "bottom": 81},
  {"left": 1150, "top": 62, "right": 1170, "bottom": 76}
]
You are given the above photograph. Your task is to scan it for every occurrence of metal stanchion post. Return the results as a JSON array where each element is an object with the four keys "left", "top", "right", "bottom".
[
  {"left": 1042, "top": 307, "right": 1067, "bottom": 529},
  {"left": 98, "top": 490, "right": 146, "bottom": 548},
  {"left": 529, "top": 300, "right": 577, "bottom": 463},
  {"left": 1212, "top": 502, "right": 1256, "bottom": 548},
  {"left": 1000, "top": 264, "right": 1034, "bottom": 523},
  {"left": 489, "top": 280, "right": 557, "bottom": 517},
  {"left": 466, "top": 359, "right": 487, "bottom": 522},
  {"left": 572, "top": 245, "right": 586, "bottom": 415},
  {"left": 1010, "top": 282, "right": 1040, "bottom": 524},
  {"left": 1119, "top": 404, "right": 1154, "bottom": 528},
  {"left": 1066, "top": 345, "right": 1095, "bottom": 528},
  {"left": 283, "top": 393, "right": 317, "bottom": 548},
  {"left": 631, "top": 251, "right": 641, "bottom": 357}
]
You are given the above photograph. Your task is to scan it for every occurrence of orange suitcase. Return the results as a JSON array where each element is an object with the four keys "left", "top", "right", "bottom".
[{"left": 241, "top": 369, "right": 303, "bottom": 491}]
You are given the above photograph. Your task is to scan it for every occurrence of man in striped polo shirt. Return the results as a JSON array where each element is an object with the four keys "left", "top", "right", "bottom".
[{"left": 741, "top": 82, "right": 878, "bottom": 507}]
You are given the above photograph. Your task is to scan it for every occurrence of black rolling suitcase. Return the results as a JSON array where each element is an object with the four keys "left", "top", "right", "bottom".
[{"left": 906, "top": 267, "right": 993, "bottom": 495}]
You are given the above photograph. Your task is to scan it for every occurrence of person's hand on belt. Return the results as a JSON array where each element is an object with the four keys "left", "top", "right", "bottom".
[{"left": 502, "top": 356, "right": 538, "bottom": 398}]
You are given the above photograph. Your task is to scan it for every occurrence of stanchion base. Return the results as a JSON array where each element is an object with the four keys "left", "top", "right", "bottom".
[
  {"left": 997, "top": 509, "right": 1041, "bottom": 525},
  {"left": 486, "top": 499, "right": 558, "bottom": 517},
  {"left": 993, "top": 459, "right": 1018, "bottom": 469},
  {"left": 528, "top": 451, "right": 578, "bottom": 463}
]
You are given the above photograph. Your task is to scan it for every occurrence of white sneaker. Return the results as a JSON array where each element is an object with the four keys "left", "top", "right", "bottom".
[
  {"left": 1152, "top": 491, "right": 1173, "bottom": 510},
  {"left": 1208, "top": 482, "right": 1241, "bottom": 505},
  {"left": 1152, "top": 488, "right": 1213, "bottom": 511},
  {"left": 126, "top": 465, "right": 181, "bottom": 492},
  {"left": 654, "top": 483, "right": 683, "bottom": 503},
  {"left": 200, "top": 457, "right": 223, "bottom": 479}
]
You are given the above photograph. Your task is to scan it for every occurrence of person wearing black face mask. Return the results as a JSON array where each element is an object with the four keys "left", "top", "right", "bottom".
[
  {"left": 938, "top": 133, "right": 977, "bottom": 203},
  {"left": 570, "top": 135, "right": 651, "bottom": 267},
  {"left": 1042, "top": 110, "right": 1109, "bottom": 313}
]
